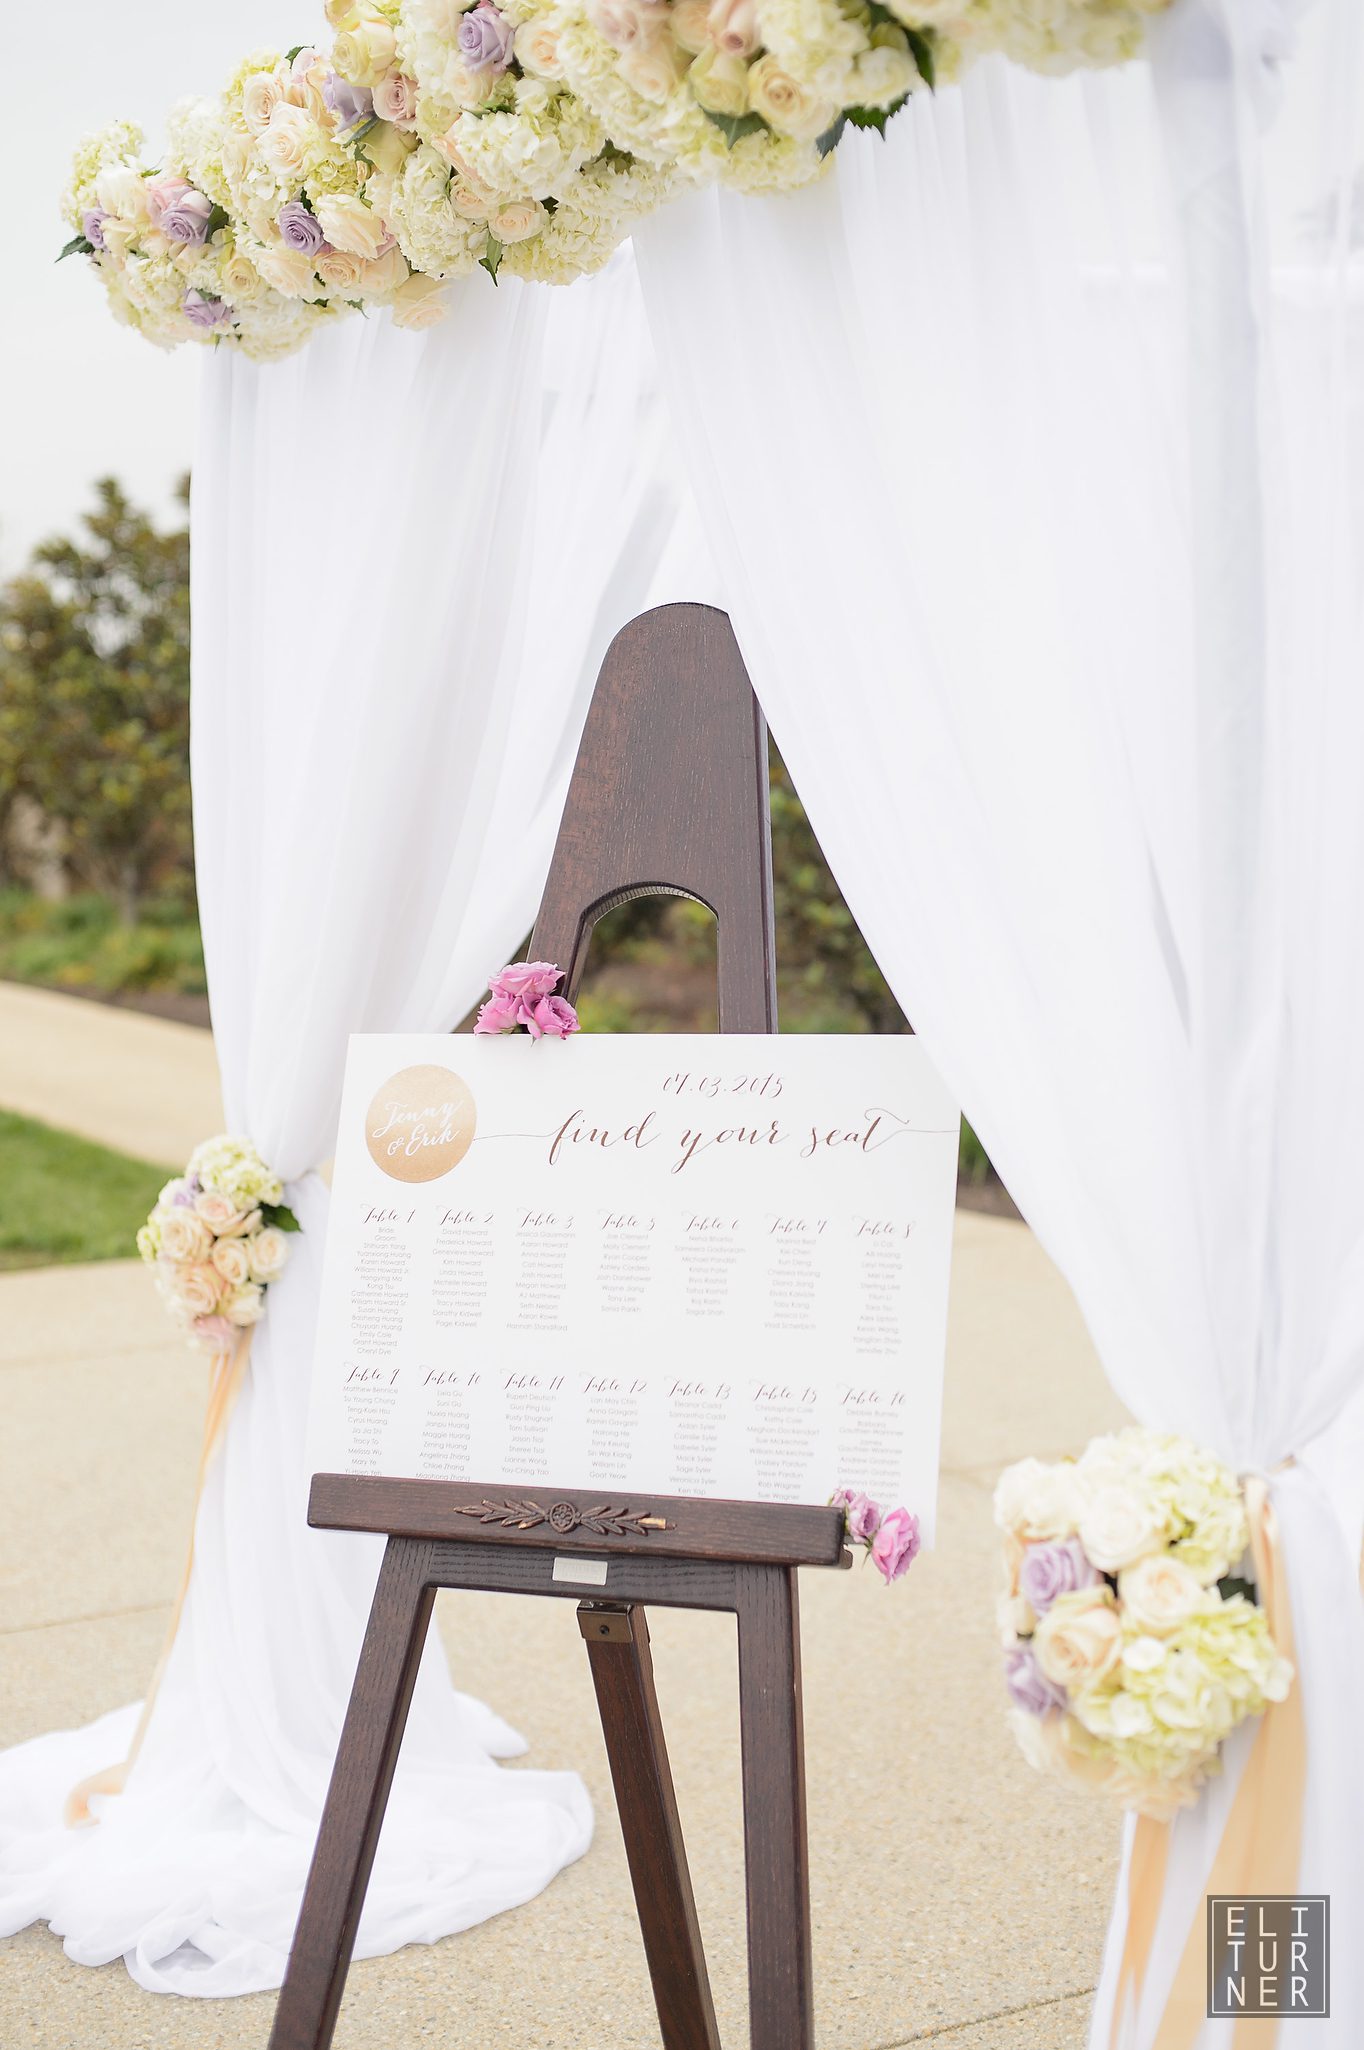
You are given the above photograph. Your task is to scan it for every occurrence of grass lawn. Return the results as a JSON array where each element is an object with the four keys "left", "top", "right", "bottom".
[{"left": 0, "top": 1110, "right": 171, "bottom": 1271}]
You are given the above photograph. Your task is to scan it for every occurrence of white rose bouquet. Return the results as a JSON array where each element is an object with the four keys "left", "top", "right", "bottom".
[
  {"left": 137, "top": 1136, "right": 301, "bottom": 1354},
  {"left": 995, "top": 1428, "right": 1293, "bottom": 1821}
]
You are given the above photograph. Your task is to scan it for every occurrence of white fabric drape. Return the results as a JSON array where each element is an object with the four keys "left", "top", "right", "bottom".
[
  {"left": 0, "top": 251, "right": 720, "bottom": 1994},
  {"left": 635, "top": 1, "right": 1364, "bottom": 2039}
]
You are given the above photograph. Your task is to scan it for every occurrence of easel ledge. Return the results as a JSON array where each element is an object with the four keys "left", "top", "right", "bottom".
[{"left": 309, "top": 1473, "right": 848, "bottom": 1567}]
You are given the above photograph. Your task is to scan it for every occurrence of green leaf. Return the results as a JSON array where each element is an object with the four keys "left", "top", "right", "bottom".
[
  {"left": 542, "top": 194, "right": 559, "bottom": 215},
  {"left": 845, "top": 96, "right": 908, "bottom": 136},
  {"left": 204, "top": 203, "right": 231, "bottom": 241},
  {"left": 905, "top": 25, "right": 935, "bottom": 89},
  {"left": 1217, "top": 1575, "right": 1258, "bottom": 1606},
  {"left": 815, "top": 114, "right": 847, "bottom": 158},
  {"left": 480, "top": 232, "right": 504, "bottom": 283},
  {"left": 57, "top": 234, "right": 95, "bottom": 263},
  {"left": 700, "top": 107, "right": 770, "bottom": 149},
  {"left": 284, "top": 44, "right": 306, "bottom": 63},
  {"left": 263, "top": 1203, "right": 303, "bottom": 1234}
]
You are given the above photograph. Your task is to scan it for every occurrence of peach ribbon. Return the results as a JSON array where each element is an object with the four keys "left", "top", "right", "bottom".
[
  {"left": 1110, "top": 1473, "right": 1306, "bottom": 2047},
  {"left": 63, "top": 1334, "right": 251, "bottom": 1828}
]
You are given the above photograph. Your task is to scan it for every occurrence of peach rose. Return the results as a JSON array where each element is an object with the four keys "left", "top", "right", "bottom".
[
  {"left": 160, "top": 1210, "right": 213, "bottom": 1264},
  {"left": 745, "top": 54, "right": 836, "bottom": 143},
  {"left": 211, "top": 1237, "right": 253, "bottom": 1288},
  {"left": 173, "top": 1262, "right": 224, "bottom": 1318},
  {"left": 490, "top": 199, "right": 546, "bottom": 243},
  {"left": 373, "top": 73, "right": 419, "bottom": 127},
  {"left": 222, "top": 1283, "right": 266, "bottom": 1328},
  {"left": 258, "top": 103, "right": 320, "bottom": 180},
  {"left": 253, "top": 241, "right": 318, "bottom": 299},
  {"left": 1032, "top": 1588, "right": 1122, "bottom": 1692},
  {"left": 1117, "top": 1554, "right": 1205, "bottom": 1636}
]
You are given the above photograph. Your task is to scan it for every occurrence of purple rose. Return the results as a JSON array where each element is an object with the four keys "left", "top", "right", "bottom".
[
  {"left": 459, "top": 1, "right": 515, "bottom": 72},
  {"left": 524, "top": 993, "right": 580, "bottom": 1040},
  {"left": 1004, "top": 1645, "right": 1068, "bottom": 1716},
  {"left": 276, "top": 200, "right": 328, "bottom": 257},
  {"left": 183, "top": 291, "right": 233, "bottom": 331},
  {"left": 160, "top": 188, "right": 215, "bottom": 246},
  {"left": 844, "top": 1491, "right": 882, "bottom": 1544},
  {"left": 489, "top": 960, "right": 562, "bottom": 1003},
  {"left": 82, "top": 208, "right": 111, "bottom": 250},
  {"left": 473, "top": 993, "right": 522, "bottom": 1035},
  {"left": 870, "top": 1507, "right": 920, "bottom": 1583},
  {"left": 1018, "top": 1537, "right": 1100, "bottom": 1617},
  {"left": 323, "top": 71, "right": 374, "bottom": 131}
]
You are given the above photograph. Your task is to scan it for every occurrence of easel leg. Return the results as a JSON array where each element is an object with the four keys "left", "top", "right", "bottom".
[
  {"left": 579, "top": 1604, "right": 722, "bottom": 2050},
  {"left": 269, "top": 1536, "right": 437, "bottom": 2050},
  {"left": 735, "top": 1564, "right": 814, "bottom": 2050}
]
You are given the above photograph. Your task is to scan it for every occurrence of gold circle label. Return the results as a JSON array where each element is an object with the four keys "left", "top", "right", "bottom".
[{"left": 365, "top": 1065, "right": 477, "bottom": 1183}]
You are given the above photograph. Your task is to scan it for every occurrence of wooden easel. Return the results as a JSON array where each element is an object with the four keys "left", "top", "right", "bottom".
[{"left": 268, "top": 604, "right": 848, "bottom": 2050}]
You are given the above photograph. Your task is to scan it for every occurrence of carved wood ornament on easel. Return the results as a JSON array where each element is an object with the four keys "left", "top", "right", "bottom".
[{"left": 268, "top": 605, "right": 849, "bottom": 2050}]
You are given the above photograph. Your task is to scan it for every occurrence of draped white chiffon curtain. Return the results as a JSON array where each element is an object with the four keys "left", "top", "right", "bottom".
[
  {"left": 0, "top": 254, "right": 720, "bottom": 1993},
  {"left": 635, "top": 0, "right": 1364, "bottom": 2038}
]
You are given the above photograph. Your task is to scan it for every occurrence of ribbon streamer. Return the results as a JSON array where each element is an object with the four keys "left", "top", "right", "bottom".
[
  {"left": 62, "top": 1333, "right": 252, "bottom": 1829},
  {"left": 1110, "top": 1473, "right": 1305, "bottom": 2047}
]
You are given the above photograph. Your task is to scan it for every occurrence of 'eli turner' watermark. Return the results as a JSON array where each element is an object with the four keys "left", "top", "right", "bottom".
[{"left": 1207, "top": 1897, "right": 1329, "bottom": 2018}]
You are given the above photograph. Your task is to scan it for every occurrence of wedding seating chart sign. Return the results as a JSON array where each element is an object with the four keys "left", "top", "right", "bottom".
[{"left": 310, "top": 1033, "right": 959, "bottom": 1536}]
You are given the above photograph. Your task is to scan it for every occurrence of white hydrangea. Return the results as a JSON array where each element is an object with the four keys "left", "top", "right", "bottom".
[{"left": 386, "top": 141, "right": 486, "bottom": 275}]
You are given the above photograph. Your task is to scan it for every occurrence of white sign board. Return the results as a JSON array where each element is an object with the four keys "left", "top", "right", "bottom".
[{"left": 310, "top": 1033, "right": 959, "bottom": 1537}]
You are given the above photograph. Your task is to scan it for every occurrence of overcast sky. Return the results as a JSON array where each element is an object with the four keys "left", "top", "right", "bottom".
[{"left": 2, "top": 2, "right": 302, "bottom": 574}]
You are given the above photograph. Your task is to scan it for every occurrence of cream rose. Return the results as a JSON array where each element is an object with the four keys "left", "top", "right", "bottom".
[
  {"left": 993, "top": 1457, "right": 1079, "bottom": 1543},
  {"left": 1007, "top": 1705, "right": 1067, "bottom": 1777},
  {"left": 242, "top": 65, "right": 291, "bottom": 134},
  {"left": 313, "top": 193, "right": 392, "bottom": 259},
  {"left": 100, "top": 218, "right": 141, "bottom": 261},
  {"left": 211, "top": 1237, "right": 254, "bottom": 1288},
  {"left": 1118, "top": 1554, "right": 1205, "bottom": 1636},
  {"left": 253, "top": 241, "right": 319, "bottom": 298},
  {"left": 490, "top": 199, "right": 546, "bottom": 244},
  {"left": 587, "top": 0, "right": 669, "bottom": 50},
  {"left": 219, "top": 250, "right": 267, "bottom": 302},
  {"left": 356, "top": 245, "right": 410, "bottom": 296},
  {"left": 1032, "top": 1588, "right": 1123, "bottom": 1692},
  {"left": 222, "top": 1282, "right": 266, "bottom": 1328},
  {"left": 707, "top": 0, "right": 760, "bottom": 59},
  {"left": 173, "top": 1262, "right": 224, "bottom": 1318},
  {"left": 258, "top": 102, "right": 320, "bottom": 180},
  {"left": 671, "top": 0, "right": 714, "bottom": 53},
  {"left": 513, "top": 20, "right": 565, "bottom": 76},
  {"left": 332, "top": 18, "right": 398, "bottom": 86},
  {"left": 619, "top": 39, "right": 687, "bottom": 101},
  {"left": 95, "top": 164, "right": 152, "bottom": 222},
  {"left": 1078, "top": 1484, "right": 1163, "bottom": 1573},
  {"left": 390, "top": 272, "right": 450, "bottom": 330},
  {"left": 324, "top": 0, "right": 361, "bottom": 25},
  {"left": 247, "top": 1226, "right": 290, "bottom": 1283},
  {"left": 450, "top": 183, "right": 494, "bottom": 221},
  {"left": 745, "top": 55, "right": 836, "bottom": 143},
  {"left": 160, "top": 1210, "right": 213, "bottom": 1264},
  {"left": 687, "top": 47, "right": 750, "bottom": 117}
]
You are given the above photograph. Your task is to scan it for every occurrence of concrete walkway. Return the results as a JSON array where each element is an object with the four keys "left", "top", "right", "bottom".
[
  {"left": 0, "top": 981, "right": 223, "bottom": 1167},
  {"left": 0, "top": 989, "right": 1129, "bottom": 2049}
]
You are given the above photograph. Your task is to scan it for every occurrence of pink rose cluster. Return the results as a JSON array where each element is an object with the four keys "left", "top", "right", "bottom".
[
  {"left": 474, "top": 961, "right": 580, "bottom": 1041},
  {"left": 830, "top": 1488, "right": 921, "bottom": 1584}
]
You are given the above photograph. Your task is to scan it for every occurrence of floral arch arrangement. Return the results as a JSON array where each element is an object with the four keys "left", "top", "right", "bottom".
[{"left": 63, "top": 0, "right": 1171, "bottom": 359}]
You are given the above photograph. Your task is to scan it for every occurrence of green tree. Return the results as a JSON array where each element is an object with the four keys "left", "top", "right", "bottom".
[{"left": 0, "top": 478, "right": 192, "bottom": 922}]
